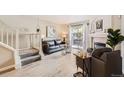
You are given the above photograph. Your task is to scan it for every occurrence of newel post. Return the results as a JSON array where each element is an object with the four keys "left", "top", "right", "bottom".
[
  {"left": 15, "top": 29, "right": 19, "bottom": 49},
  {"left": 15, "top": 29, "right": 21, "bottom": 69}
]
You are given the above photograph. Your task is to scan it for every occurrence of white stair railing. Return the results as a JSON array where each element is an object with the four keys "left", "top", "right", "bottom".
[
  {"left": 0, "top": 20, "right": 21, "bottom": 70},
  {"left": 0, "top": 21, "right": 19, "bottom": 49},
  {"left": 0, "top": 19, "right": 42, "bottom": 71}
]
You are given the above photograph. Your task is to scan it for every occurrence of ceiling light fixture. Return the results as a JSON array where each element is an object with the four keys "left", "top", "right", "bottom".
[{"left": 36, "top": 16, "right": 40, "bottom": 33}]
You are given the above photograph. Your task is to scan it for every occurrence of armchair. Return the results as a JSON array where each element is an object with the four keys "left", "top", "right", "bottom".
[{"left": 91, "top": 48, "right": 122, "bottom": 77}]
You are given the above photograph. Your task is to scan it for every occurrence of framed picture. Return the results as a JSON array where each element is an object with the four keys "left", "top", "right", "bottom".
[
  {"left": 96, "top": 19, "right": 103, "bottom": 32},
  {"left": 46, "top": 26, "right": 56, "bottom": 38}
]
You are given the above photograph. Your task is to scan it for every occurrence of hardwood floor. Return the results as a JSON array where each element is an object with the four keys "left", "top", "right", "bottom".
[{"left": 0, "top": 51, "right": 77, "bottom": 77}]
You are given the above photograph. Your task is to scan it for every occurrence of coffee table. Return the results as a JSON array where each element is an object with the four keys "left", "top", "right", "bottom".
[{"left": 62, "top": 44, "right": 71, "bottom": 55}]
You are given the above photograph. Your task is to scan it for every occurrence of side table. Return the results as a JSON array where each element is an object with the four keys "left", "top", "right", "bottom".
[{"left": 73, "top": 53, "right": 92, "bottom": 77}]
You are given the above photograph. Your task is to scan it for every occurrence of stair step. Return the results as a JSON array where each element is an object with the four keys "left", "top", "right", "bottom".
[
  {"left": 21, "top": 54, "right": 41, "bottom": 66},
  {"left": 19, "top": 48, "right": 39, "bottom": 59}
]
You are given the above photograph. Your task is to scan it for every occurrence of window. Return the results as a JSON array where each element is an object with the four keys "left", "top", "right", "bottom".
[{"left": 70, "top": 24, "right": 84, "bottom": 49}]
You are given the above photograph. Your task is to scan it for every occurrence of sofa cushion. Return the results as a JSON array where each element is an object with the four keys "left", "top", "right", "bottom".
[
  {"left": 55, "top": 39, "right": 62, "bottom": 45},
  {"left": 49, "top": 46, "right": 60, "bottom": 49},
  {"left": 47, "top": 41, "right": 55, "bottom": 46},
  {"left": 100, "top": 52, "right": 108, "bottom": 62},
  {"left": 92, "top": 48, "right": 112, "bottom": 59},
  {"left": 100, "top": 50, "right": 121, "bottom": 62}
]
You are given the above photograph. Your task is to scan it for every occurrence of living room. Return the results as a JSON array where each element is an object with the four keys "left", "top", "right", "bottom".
[
  {"left": 1, "top": 0, "right": 124, "bottom": 93},
  {"left": 0, "top": 15, "right": 124, "bottom": 77}
]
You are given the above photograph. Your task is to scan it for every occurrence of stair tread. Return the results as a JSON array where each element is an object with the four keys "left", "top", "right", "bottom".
[
  {"left": 21, "top": 54, "right": 41, "bottom": 66},
  {"left": 21, "top": 54, "right": 41, "bottom": 61},
  {"left": 19, "top": 48, "right": 41, "bottom": 66},
  {"left": 19, "top": 48, "right": 40, "bottom": 59},
  {"left": 19, "top": 48, "right": 39, "bottom": 55}
]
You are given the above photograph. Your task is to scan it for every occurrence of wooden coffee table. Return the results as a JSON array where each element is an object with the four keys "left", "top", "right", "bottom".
[{"left": 73, "top": 53, "right": 92, "bottom": 77}]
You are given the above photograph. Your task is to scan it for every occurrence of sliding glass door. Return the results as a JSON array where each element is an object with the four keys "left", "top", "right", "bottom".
[
  {"left": 69, "top": 22, "right": 89, "bottom": 50},
  {"left": 70, "top": 24, "right": 84, "bottom": 49}
]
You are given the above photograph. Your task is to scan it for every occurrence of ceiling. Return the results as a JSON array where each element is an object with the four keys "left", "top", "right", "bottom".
[
  {"left": 0, "top": 15, "right": 98, "bottom": 25},
  {"left": 32, "top": 15, "right": 92, "bottom": 24}
]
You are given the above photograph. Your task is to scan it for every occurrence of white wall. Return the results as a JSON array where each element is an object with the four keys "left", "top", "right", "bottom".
[
  {"left": 0, "top": 45, "right": 15, "bottom": 69},
  {"left": 88, "top": 15, "right": 112, "bottom": 47},
  {"left": 121, "top": 16, "right": 124, "bottom": 73},
  {"left": 89, "top": 15, "right": 112, "bottom": 32},
  {"left": 0, "top": 16, "right": 37, "bottom": 32},
  {"left": 0, "top": 16, "right": 68, "bottom": 36},
  {"left": 0, "top": 15, "right": 114, "bottom": 49},
  {"left": 0, "top": 16, "right": 68, "bottom": 49},
  {"left": 88, "top": 15, "right": 121, "bottom": 47},
  {"left": 111, "top": 15, "right": 121, "bottom": 50},
  {"left": 39, "top": 20, "right": 68, "bottom": 39},
  {"left": 112, "top": 15, "right": 121, "bottom": 30}
]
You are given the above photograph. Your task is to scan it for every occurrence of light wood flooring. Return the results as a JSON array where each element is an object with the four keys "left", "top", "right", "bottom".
[{"left": 0, "top": 51, "right": 77, "bottom": 77}]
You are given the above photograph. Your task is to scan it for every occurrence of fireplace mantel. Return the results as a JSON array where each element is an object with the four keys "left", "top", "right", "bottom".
[
  {"left": 89, "top": 32, "right": 108, "bottom": 38},
  {"left": 89, "top": 32, "right": 108, "bottom": 48}
]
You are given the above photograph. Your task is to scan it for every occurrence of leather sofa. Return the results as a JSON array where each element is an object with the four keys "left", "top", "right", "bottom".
[
  {"left": 42, "top": 39, "right": 65, "bottom": 55},
  {"left": 91, "top": 48, "right": 122, "bottom": 77}
]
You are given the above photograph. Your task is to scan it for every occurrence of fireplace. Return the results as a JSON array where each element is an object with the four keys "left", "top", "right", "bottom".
[
  {"left": 89, "top": 32, "right": 108, "bottom": 49},
  {"left": 94, "top": 42, "right": 106, "bottom": 49}
]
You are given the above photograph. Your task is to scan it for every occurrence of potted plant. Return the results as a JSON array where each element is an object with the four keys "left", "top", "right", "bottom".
[{"left": 107, "top": 28, "right": 124, "bottom": 50}]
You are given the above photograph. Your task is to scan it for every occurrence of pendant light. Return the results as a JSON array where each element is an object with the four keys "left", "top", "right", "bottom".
[{"left": 36, "top": 16, "right": 40, "bottom": 33}]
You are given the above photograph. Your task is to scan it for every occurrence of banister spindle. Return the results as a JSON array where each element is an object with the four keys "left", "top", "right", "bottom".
[
  {"left": 1, "top": 29, "right": 3, "bottom": 43},
  {"left": 15, "top": 30, "right": 19, "bottom": 49},
  {"left": 11, "top": 31, "right": 14, "bottom": 47},
  {"left": 6, "top": 31, "right": 8, "bottom": 45}
]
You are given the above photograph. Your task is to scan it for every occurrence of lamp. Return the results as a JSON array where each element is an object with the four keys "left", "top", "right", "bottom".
[
  {"left": 41, "top": 34, "right": 45, "bottom": 41},
  {"left": 62, "top": 32, "right": 67, "bottom": 42}
]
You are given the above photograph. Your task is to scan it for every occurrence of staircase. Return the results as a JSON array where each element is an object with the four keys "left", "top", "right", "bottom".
[
  {"left": 0, "top": 20, "right": 21, "bottom": 72},
  {"left": 0, "top": 19, "right": 42, "bottom": 72},
  {"left": 19, "top": 48, "right": 41, "bottom": 66}
]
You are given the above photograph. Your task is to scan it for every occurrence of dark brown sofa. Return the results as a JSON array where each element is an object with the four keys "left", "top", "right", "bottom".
[{"left": 91, "top": 48, "right": 122, "bottom": 77}]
